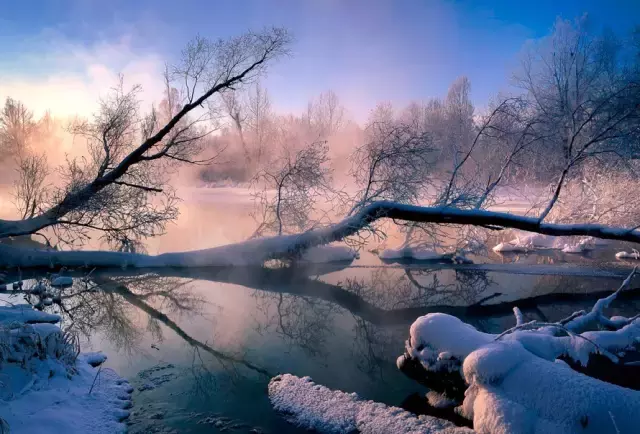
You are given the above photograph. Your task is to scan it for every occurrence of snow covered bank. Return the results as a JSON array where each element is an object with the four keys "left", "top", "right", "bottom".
[
  {"left": 460, "top": 340, "right": 640, "bottom": 433},
  {"left": 616, "top": 250, "right": 640, "bottom": 260},
  {"left": 399, "top": 271, "right": 640, "bottom": 432},
  {"left": 380, "top": 247, "right": 472, "bottom": 264},
  {"left": 268, "top": 374, "right": 472, "bottom": 433},
  {"left": 492, "top": 233, "right": 602, "bottom": 254},
  {"left": 0, "top": 306, "right": 132, "bottom": 433}
]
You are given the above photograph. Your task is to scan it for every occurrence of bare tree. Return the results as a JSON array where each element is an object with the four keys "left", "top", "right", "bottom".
[
  {"left": 306, "top": 90, "right": 345, "bottom": 138},
  {"left": 348, "top": 104, "right": 436, "bottom": 215},
  {"left": 13, "top": 153, "right": 49, "bottom": 220},
  {"left": 515, "top": 17, "right": 640, "bottom": 221},
  {"left": 0, "top": 97, "right": 36, "bottom": 159},
  {"left": 0, "top": 28, "right": 291, "bottom": 248},
  {"left": 252, "top": 140, "right": 332, "bottom": 236}
]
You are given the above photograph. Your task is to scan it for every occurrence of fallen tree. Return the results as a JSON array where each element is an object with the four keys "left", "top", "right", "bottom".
[{"left": 1, "top": 200, "right": 640, "bottom": 269}]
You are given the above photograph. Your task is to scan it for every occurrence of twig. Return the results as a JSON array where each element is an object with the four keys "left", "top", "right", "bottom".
[{"left": 88, "top": 365, "right": 102, "bottom": 395}]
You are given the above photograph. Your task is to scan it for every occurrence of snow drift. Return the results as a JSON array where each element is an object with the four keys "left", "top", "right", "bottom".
[
  {"left": 268, "top": 373, "right": 472, "bottom": 433},
  {"left": 0, "top": 305, "right": 132, "bottom": 434}
]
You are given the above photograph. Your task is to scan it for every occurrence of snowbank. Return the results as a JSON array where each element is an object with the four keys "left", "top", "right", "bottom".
[
  {"left": 380, "top": 247, "right": 472, "bottom": 264},
  {"left": 493, "top": 233, "right": 602, "bottom": 254},
  {"left": 268, "top": 374, "right": 472, "bottom": 433},
  {"left": 0, "top": 303, "right": 60, "bottom": 324},
  {"left": 616, "top": 250, "right": 640, "bottom": 260},
  {"left": 402, "top": 301, "right": 640, "bottom": 433},
  {"left": 0, "top": 306, "right": 132, "bottom": 433},
  {"left": 460, "top": 341, "right": 640, "bottom": 433},
  {"left": 299, "top": 245, "right": 359, "bottom": 263},
  {"left": 1, "top": 354, "right": 133, "bottom": 433}
]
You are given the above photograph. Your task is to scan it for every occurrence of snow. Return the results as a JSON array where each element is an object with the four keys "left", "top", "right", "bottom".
[
  {"left": 404, "top": 292, "right": 640, "bottom": 433},
  {"left": 83, "top": 352, "right": 108, "bottom": 367},
  {"left": 0, "top": 304, "right": 60, "bottom": 324},
  {"left": 493, "top": 233, "right": 599, "bottom": 254},
  {"left": 299, "top": 245, "right": 359, "bottom": 263},
  {"left": 1, "top": 355, "right": 133, "bottom": 433},
  {"left": 407, "top": 313, "right": 494, "bottom": 372},
  {"left": 268, "top": 374, "right": 472, "bottom": 433},
  {"left": 460, "top": 340, "right": 640, "bottom": 433},
  {"left": 492, "top": 242, "right": 529, "bottom": 253},
  {"left": 616, "top": 250, "right": 640, "bottom": 260},
  {"left": 0, "top": 305, "right": 132, "bottom": 433},
  {"left": 407, "top": 312, "right": 640, "bottom": 372},
  {"left": 426, "top": 391, "right": 457, "bottom": 409},
  {"left": 2, "top": 200, "right": 637, "bottom": 270}
]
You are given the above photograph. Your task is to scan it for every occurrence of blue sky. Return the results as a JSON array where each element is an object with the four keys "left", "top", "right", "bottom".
[{"left": 0, "top": 0, "right": 637, "bottom": 120}]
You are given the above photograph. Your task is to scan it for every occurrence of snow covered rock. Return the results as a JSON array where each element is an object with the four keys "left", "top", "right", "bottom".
[
  {"left": 460, "top": 340, "right": 640, "bottom": 433},
  {"left": 616, "top": 250, "right": 640, "bottom": 260},
  {"left": 493, "top": 233, "right": 603, "bottom": 254},
  {"left": 268, "top": 374, "right": 472, "bottom": 433}
]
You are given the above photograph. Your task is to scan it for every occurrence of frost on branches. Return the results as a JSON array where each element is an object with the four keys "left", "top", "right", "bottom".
[{"left": 398, "top": 269, "right": 640, "bottom": 433}]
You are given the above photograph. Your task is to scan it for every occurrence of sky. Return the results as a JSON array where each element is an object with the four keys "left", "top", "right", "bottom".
[{"left": 0, "top": 0, "right": 638, "bottom": 121}]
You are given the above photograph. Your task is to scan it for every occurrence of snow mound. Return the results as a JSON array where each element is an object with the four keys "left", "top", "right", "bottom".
[
  {"left": 616, "top": 250, "right": 640, "bottom": 260},
  {"left": 268, "top": 374, "right": 472, "bottom": 433},
  {"left": 380, "top": 248, "right": 472, "bottom": 264},
  {"left": 299, "top": 245, "right": 359, "bottom": 263},
  {"left": 492, "top": 242, "right": 529, "bottom": 253},
  {"left": 83, "top": 351, "right": 108, "bottom": 367},
  {"left": 0, "top": 304, "right": 60, "bottom": 324},
  {"left": 1, "top": 354, "right": 133, "bottom": 433},
  {"left": 407, "top": 313, "right": 494, "bottom": 373},
  {"left": 0, "top": 305, "right": 132, "bottom": 433},
  {"left": 460, "top": 340, "right": 640, "bottom": 433},
  {"left": 493, "top": 233, "right": 602, "bottom": 254}
]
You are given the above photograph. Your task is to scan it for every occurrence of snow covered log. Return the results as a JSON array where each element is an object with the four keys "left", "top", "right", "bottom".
[
  {"left": 268, "top": 374, "right": 472, "bottom": 433},
  {"left": 2, "top": 200, "right": 640, "bottom": 269},
  {"left": 398, "top": 271, "right": 640, "bottom": 431}
]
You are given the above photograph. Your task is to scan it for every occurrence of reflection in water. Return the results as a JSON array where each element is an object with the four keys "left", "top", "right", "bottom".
[{"left": 3, "top": 262, "right": 640, "bottom": 432}]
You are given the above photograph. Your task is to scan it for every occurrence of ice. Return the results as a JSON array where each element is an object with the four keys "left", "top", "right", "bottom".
[{"left": 268, "top": 374, "right": 472, "bottom": 433}]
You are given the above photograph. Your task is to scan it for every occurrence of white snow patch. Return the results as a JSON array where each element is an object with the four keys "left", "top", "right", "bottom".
[
  {"left": 0, "top": 304, "right": 60, "bottom": 324},
  {"left": 616, "top": 250, "right": 640, "bottom": 260},
  {"left": 493, "top": 233, "right": 602, "bottom": 254},
  {"left": 0, "top": 305, "right": 132, "bottom": 433},
  {"left": 426, "top": 391, "right": 457, "bottom": 409},
  {"left": 460, "top": 340, "right": 640, "bottom": 433},
  {"left": 268, "top": 374, "right": 472, "bottom": 433}
]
